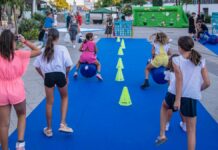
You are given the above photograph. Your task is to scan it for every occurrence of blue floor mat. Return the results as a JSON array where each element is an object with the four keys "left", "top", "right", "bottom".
[
  {"left": 8, "top": 38, "right": 218, "bottom": 150},
  {"left": 199, "top": 41, "right": 218, "bottom": 55}
]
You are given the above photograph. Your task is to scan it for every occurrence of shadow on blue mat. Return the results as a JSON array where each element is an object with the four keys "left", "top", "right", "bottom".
[{"left": 7, "top": 38, "right": 218, "bottom": 150}]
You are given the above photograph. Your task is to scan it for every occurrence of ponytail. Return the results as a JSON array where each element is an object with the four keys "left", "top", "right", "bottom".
[
  {"left": 43, "top": 28, "right": 59, "bottom": 63},
  {"left": 190, "top": 49, "right": 202, "bottom": 66},
  {"left": 43, "top": 35, "right": 54, "bottom": 62},
  {"left": 178, "top": 36, "right": 202, "bottom": 66}
]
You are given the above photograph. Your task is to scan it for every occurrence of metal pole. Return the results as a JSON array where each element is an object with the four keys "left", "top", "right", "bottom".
[{"left": 198, "top": 0, "right": 201, "bottom": 15}]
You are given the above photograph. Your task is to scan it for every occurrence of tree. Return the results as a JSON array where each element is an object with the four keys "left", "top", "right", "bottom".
[
  {"left": 0, "top": 0, "right": 7, "bottom": 23},
  {"left": 181, "top": 0, "right": 192, "bottom": 11},
  {"left": 152, "top": 0, "right": 163, "bottom": 6},
  {"left": 5, "top": 0, "right": 25, "bottom": 33},
  {"left": 132, "top": 0, "right": 145, "bottom": 6},
  {"left": 54, "top": 0, "right": 69, "bottom": 10},
  {"left": 113, "top": 0, "right": 121, "bottom": 6},
  {"left": 123, "top": 0, "right": 132, "bottom": 3}
]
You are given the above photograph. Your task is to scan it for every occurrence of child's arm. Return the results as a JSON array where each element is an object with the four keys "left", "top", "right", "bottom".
[
  {"left": 94, "top": 44, "right": 98, "bottom": 54},
  {"left": 201, "top": 67, "right": 210, "bottom": 91},
  {"left": 173, "top": 62, "right": 183, "bottom": 110},
  {"left": 149, "top": 33, "right": 156, "bottom": 41},
  {"left": 66, "top": 66, "right": 71, "bottom": 84},
  {"left": 79, "top": 44, "right": 83, "bottom": 52},
  {"left": 167, "top": 48, "right": 172, "bottom": 56},
  {"left": 151, "top": 45, "right": 155, "bottom": 59},
  {"left": 66, "top": 66, "right": 71, "bottom": 77},
  {"left": 35, "top": 67, "right": 44, "bottom": 78}
]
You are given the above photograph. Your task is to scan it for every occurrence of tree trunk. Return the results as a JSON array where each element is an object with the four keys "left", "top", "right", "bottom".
[
  {"left": 12, "top": 6, "right": 18, "bottom": 34},
  {"left": 0, "top": 6, "right": 2, "bottom": 25}
]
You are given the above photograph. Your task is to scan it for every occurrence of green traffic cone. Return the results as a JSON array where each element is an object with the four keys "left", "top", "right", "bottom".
[
  {"left": 116, "top": 58, "right": 124, "bottom": 69},
  {"left": 118, "top": 47, "right": 124, "bottom": 56},
  {"left": 116, "top": 36, "right": 121, "bottom": 42},
  {"left": 121, "top": 39, "right": 126, "bottom": 49},
  {"left": 115, "top": 68, "right": 124, "bottom": 82},
  {"left": 119, "top": 86, "right": 132, "bottom": 106}
]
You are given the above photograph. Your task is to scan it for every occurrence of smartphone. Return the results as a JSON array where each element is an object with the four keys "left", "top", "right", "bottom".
[{"left": 15, "top": 35, "right": 21, "bottom": 42}]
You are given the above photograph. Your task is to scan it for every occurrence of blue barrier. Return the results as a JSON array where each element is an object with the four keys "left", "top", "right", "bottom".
[
  {"left": 114, "top": 21, "right": 133, "bottom": 37},
  {"left": 212, "top": 12, "right": 218, "bottom": 35}
]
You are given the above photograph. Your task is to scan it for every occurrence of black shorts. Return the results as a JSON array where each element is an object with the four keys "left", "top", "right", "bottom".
[
  {"left": 165, "top": 92, "right": 197, "bottom": 117},
  {"left": 44, "top": 72, "right": 67, "bottom": 88},
  {"left": 188, "top": 26, "right": 196, "bottom": 34}
]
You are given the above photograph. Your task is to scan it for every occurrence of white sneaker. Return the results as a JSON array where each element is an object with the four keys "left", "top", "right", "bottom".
[
  {"left": 43, "top": 127, "right": 53, "bottom": 137},
  {"left": 180, "top": 121, "right": 187, "bottom": 132},
  {"left": 16, "top": 141, "right": 25, "bottom": 150},
  {"left": 73, "top": 45, "right": 76, "bottom": 48},
  {"left": 58, "top": 123, "right": 73, "bottom": 133},
  {"left": 165, "top": 122, "right": 170, "bottom": 131},
  {"left": 73, "top": 72, "right": 78, "bottom": 78}
]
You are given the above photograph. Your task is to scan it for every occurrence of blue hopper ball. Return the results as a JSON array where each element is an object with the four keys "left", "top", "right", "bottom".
[
  {"left": 150, "top": 66, "right": 167, "bottom": 84},
  {"left": 80, "top": 63, "right": 97, "bottom": 78}
]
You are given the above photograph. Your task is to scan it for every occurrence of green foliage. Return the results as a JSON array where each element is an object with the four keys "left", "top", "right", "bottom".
[
  {"left": 122, "top": 4, "right": 132, "bottom": 16},
  {"left": 22, "top": 28, "right": 39, "bottom": 40},
  {"left": 18, "top": 19, "right": 40, "bottom": 40},
  {"left": 32, "top": 13, "right": 46, "bottom": 29},
  {"left": 205, "top": 15, "right": 211, "bottom": 23},
  {"left": 152, "top": 0, "right": 163, "bottom": 6},
  {"left": 132, "top": 0, "right": 145, "bottom": 6}
]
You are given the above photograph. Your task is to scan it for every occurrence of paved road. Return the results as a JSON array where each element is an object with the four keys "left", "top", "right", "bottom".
[{"left": 8, "top": 24, "right": 218, "bottom": 135}]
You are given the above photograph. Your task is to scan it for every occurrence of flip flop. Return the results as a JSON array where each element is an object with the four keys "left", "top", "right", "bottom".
[{"left": 155, "top": 136, "right": 167, "bottom": 146}]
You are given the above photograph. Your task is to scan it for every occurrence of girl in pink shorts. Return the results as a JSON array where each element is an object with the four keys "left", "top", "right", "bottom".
[
  {"left": 73, "top": 32, "right": 103, "bottom": 80},
  {"left": 0, "top": 30, "right": 41, "bottom": 150}
]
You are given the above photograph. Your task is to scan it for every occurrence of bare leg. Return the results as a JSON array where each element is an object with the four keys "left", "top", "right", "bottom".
[
  {"left": 14, "top": 101, "right": 26, "bottom": 141},
  {"left": 0, "top": 105, "right": 11, "bottom": 150},
  {"left": 141, "top": 63, "right": 154, "bottom": 88},
  {"left": 95, "top": 60, "right": 103, "bottom": 80},
  {"left": 180, "top": 112, "right": 186, "bottom": 123},
  {"left": 95, "top": 61, "right": 101, "bottom": 73},
  {"left": 45, "top": 86, "right": 55, "bottom": 129},
  {"left": 185, "top": 117, "right": 196, "bottom": 150},
  {"left": 145, "top": 63, "right": 154, "bottom": 79},
  {"left": 58, "top": 85, "right": 68, "bottom": 124},
  {"left": 159, "top": 101, "right": 169, "bottom": 139},
  {"left": 167, "top": 110, "right": 173, "bottom": 122},
  {"left": 76, "top": 61, "right": 81, "bottom": 71}
]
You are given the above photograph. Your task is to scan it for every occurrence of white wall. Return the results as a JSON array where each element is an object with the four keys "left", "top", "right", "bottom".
[{"left": 182, "top": 4, "right": 218, "bottom": 16}]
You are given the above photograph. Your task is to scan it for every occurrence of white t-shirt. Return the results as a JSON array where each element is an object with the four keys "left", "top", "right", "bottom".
[
  {"left": 153, "top": 42, "right": 170, "bottom": 55},
  {"left": 173, "top": 55, "right": 205, "bottom": 100},
  {"left": 125, "top": 15, "right": 133, "bottom": 21},
  {"left": 164, "top": 70, "right": 176, "bottom": 95},
  {"left": 34, "top": 45, "right": 73, "bottom": 76}
]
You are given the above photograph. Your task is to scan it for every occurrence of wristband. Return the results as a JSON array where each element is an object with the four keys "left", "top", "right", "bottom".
[{"left": 23, "top": 40, "right": 28, "bottom": 44}]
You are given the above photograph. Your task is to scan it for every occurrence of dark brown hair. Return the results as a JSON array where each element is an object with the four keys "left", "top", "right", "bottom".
[
  {"left": 178, "top": 36, "right": 201, "bottom": 66},
  {"left": 167, "top": 54, "right": 179, "bottom": 72},
  {"left": 43, "top": 28, "right": 59, "bottom": 62},
  {"left": 0, "top": 29, "right": 15, "bottom": 61},
  {"left": 83, "top": 32, "right": 93, "bottom": 44}
]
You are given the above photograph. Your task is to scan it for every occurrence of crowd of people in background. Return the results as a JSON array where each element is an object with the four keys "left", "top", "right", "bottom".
[{"left": 188, "top": 12, "right": 209, "bottom": 41}]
